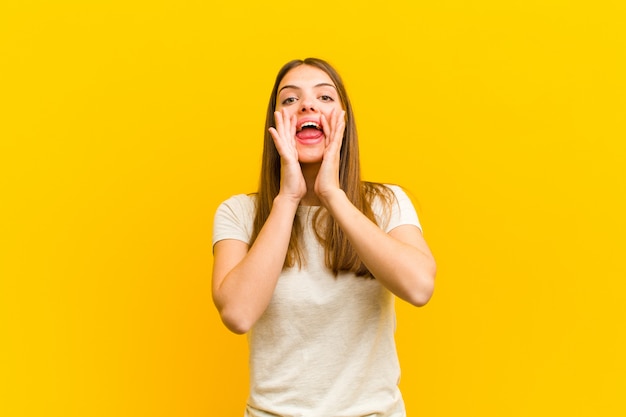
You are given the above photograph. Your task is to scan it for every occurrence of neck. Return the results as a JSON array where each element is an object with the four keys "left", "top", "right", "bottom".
[{"left": 300, "top": 162, "right": 321, "bottom": 206}]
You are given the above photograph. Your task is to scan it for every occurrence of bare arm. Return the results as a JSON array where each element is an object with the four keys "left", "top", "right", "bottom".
[
  {"left": 212, "top": 110, "right": 304, "bottom": 334},
  {"left": 315, "top": 110, "right": 436, "bottom": 306},
  {"left": 321, "top": 190, "right": 436, "bottom": 306},
  {"left": 212, "top": 195, "right": 299, "bottom": 334}
]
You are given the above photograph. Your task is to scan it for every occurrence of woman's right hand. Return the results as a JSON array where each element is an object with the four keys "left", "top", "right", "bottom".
[{"left": 268, "top": 109, "right": 306, "bottom": 202}]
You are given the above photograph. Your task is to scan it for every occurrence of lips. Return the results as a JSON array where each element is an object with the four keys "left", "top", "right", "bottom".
[
  {"left": 295, "top": 118, "right": 324, "bottom": 142},
  {"left": 296, "top": 118, "right": 321, "bottom": 131}
]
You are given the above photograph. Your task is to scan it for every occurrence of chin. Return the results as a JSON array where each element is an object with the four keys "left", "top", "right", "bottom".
[
  {"left": 297, "top": 154, "right": 324, "bottom": 164},
  {"left": 296, "top": 146, "right": 324, "bottom": 164}
]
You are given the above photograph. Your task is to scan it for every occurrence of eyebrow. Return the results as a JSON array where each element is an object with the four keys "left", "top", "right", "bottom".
[{"left": 278, "top": 83, "right": 337, "bottom": 94}]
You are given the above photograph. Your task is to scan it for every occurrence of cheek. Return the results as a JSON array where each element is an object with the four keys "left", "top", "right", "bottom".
[
  {"left": 327, "top": 103, "right": 345, "bottom": 116},
  {"left": 276, "top": 105, "right": 296, "bottom": 116}
]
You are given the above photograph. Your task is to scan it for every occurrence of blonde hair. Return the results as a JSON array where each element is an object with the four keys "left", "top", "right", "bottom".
[{"left": 251, "top": 58, "right": 394, "bottom": 276}]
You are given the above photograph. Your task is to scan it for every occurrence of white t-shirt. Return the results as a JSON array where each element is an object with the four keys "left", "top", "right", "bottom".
[{"left": 213, "top": 185, "right": 421, "bottom": 417}]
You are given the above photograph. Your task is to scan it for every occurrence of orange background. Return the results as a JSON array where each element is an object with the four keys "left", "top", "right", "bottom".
[{"left": 1, "top": 1, "right": 625, "bottom": 415}]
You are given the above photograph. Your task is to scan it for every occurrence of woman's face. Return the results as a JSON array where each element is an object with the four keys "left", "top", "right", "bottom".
[{"left": 275, "top": 65, "right": 344, "bottom": 164}]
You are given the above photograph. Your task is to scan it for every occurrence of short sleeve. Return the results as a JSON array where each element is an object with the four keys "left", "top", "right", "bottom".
[
  {"left": 212, "top": 194, "right": 256, "bottom": 247},
  {"left": 383, "top": 185, "right": 422, "bottom": 233}
]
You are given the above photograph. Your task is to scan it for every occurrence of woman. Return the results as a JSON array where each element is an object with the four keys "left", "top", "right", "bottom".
[{"left": 212, "top": 58, "right": 436, "bottom": 416}]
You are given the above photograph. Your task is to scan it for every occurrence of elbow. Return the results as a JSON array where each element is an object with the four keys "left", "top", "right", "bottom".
[
  {"left": 406, "top": 287, "right": 434, "bottom": 307},
  {"left": 219, "top": 306, "right": 254, "bottom": 335},
  {"left": 406, "top": 263, "right": 436, "bottom": 307},
  {"left": 213, "top": 292, "right": 255, "bottom": 334},
  {"left": 223, "top": 320, "right": 251, "bottom": 335}
]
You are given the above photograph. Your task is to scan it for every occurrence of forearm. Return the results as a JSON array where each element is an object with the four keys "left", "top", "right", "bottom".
[
  {"left": 321, "top": 189, "right": 436, "bottom": 306},
  {"left": 213, "top": 195, "right": 299, "bottom": 333}
]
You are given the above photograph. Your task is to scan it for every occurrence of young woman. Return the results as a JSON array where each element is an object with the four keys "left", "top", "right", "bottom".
[{"left": 212, "top": 58, "right": 436, "bottom": 417}]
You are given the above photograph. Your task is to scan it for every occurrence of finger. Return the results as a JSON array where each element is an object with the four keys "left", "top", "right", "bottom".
[
  {"left": 276, "top": 109, "right": 296, "bottom": 144},
  {"left": 274, "top": 110, "right": 284, "bottom": 134},
  {"left": 271, "top": 110, "right": 299, "bottom": 160},
  {"left": 270, "top": 111, "right": 289, "bottom": 155},
  {"left": 320, "top": 112, "right": 330, "bottom": 147},
  {"left": 286, "top": 110, "right": 296, "bottom": 141},
  {"left": 268, "top": 126, "right": 279, "bottom": 142},
  {"left": 326, "top": 109, "right": 345, "bottom": 149},
  {"left": 269, "top": 126, "right": 287, "bottom": 157},
  {"left": 335, "top": 110, "right": 346, "bottom": 142}
]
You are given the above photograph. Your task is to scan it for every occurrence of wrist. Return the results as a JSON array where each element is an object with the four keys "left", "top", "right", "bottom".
[
  {"left": 318, "top": 188, "right": 347, "bottom": 208},
  {"left": 273, "top": 193, "right": 302, "bottom": 209}
]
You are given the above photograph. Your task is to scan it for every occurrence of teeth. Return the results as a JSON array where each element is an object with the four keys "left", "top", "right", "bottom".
[{"left": 301, "top": 121, "right": 319, "bottom": 130}]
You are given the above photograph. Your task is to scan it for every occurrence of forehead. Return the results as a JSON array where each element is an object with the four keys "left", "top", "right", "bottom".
[{"left": 278, "top": 65, "right": 336, "bottom": 90}]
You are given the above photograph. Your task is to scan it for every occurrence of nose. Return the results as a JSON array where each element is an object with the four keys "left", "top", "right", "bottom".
[{"left": 299, "top": 96, "right": 317, "bottom": 112}]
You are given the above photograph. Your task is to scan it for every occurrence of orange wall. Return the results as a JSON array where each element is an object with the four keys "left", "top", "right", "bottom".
[{"left": 1, "top": 1, "right": 625, "bottom": 416}]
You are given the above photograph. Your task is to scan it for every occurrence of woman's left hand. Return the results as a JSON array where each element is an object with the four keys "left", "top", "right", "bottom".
[{"left": 314, "top": 108, "right": 346, "bottom": 205}]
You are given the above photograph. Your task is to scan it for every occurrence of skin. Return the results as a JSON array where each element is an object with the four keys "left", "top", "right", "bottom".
[
  {"left": 270, "top": 64, "right": 346, "bottom": 206},
  {"left": 212, "top": 65, "right": 436, "bottom": 334}
]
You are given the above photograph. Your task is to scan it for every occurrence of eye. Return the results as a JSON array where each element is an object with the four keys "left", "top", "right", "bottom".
[
  {"left": 281, "top": 96, "right": 298, "bottom": 105},
  {"left": 319, "top": 95, "right": 334, "bottom": 102}
]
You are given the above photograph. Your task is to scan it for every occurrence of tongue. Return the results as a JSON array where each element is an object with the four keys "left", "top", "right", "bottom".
[{"left": 296, "top": 128, "right": 323, "bottom": 140}]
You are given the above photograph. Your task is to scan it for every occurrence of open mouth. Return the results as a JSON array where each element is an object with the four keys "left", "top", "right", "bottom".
[
  {"left": 297, "top": 121, "right": 321, "bottom": 132},
  {"left": 296, "top": 120, "right": 324, "bottom": 141}
]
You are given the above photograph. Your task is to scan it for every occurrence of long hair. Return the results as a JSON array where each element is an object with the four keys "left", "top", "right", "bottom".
[{"left": 251, "top": 58, "right": 393, "bottom": 276}]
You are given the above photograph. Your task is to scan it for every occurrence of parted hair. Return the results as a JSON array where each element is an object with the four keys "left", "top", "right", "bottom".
[{"left": 250, "top": 58, "right": 394, "bottom": 276}]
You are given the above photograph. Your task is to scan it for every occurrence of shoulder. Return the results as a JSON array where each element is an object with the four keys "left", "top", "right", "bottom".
[
  {"left": 364, "top": 182, "right": 411, "bottom": 207},
  {"left": 214, "top": 193, "right": 257, "bottom": 225},
  {"left": 364, "top": 182, "right": 421, "bottom": 233},
  {"left": 212, "top": 194, "right": 257, "bottom": 246},
  {"left": 216, "top": 193, "right": 257, "bottom": 215}
]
